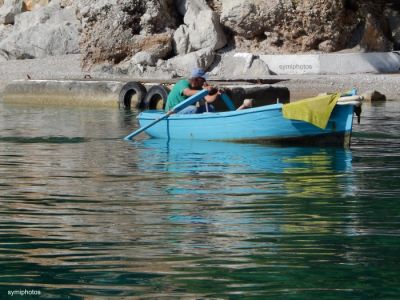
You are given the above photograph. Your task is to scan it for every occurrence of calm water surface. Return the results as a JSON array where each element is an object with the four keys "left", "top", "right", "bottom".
[{"left": 0, "top": 100, "right": 399, "bottom": 299}]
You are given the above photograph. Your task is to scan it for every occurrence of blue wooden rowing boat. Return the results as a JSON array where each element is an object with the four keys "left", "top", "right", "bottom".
[{"left": 136, "top": 94, "right": 361, "bottom": 147}]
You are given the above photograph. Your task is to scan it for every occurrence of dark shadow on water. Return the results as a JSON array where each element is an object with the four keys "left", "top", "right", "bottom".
[{"left": 0, "top": 136, "right": 87, "bottom": 144}]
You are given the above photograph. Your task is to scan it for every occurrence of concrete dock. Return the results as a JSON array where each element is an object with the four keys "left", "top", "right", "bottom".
[{"left": 0, "top": 52, "right": 399, "bottom": 107}]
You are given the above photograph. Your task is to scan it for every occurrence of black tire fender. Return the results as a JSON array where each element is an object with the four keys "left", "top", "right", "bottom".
[
  {"left": 118, "top": 81, "right": 147, "bottom": 109},
  {"left": 143, "top": 85, "right": 170, "bottom": 110}
]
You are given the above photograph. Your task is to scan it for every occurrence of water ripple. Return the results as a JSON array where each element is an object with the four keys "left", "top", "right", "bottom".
[
  {"left": 0, "top": 136, "right": 87, "bottom": 144},
  {"left": 0, "top": 101, "right": 399, "bottom": 298}
]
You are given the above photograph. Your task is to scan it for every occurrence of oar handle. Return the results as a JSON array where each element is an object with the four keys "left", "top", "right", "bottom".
[{"left": 172, "top": 89, "right": 209, "bottom": 112}]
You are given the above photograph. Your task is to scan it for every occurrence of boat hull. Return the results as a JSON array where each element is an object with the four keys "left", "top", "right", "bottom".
[{"left": 137, "top": 104, "right": 355, "bottom": 147}]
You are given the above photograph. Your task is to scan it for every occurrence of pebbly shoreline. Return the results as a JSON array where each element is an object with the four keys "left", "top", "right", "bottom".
[{"left": 0, "top": 55, "right": 399, "bottom": 102}]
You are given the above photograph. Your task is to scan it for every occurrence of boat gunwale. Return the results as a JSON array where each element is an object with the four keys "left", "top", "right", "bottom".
[
  {"left": 138, "top": 102, "right": 357, "bottom": 122},
  {"left": 138, "top": 103, "right": 284, "bottom": 121}
]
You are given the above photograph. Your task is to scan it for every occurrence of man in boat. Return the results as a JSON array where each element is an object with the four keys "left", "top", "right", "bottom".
[{"left": 165, "top": 68, "right": 220, "bottom": 114}]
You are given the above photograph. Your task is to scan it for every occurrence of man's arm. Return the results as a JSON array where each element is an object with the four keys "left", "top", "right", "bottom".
[
  {"left": 182, "top": 85, "right": 219, "bottom": 101},
  {"left": 182, "top": 88, "right": 202, "bottom": 97}
]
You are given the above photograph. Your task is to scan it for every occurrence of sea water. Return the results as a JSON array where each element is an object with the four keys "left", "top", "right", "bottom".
[{"left": 0, "top": 101, "right": 399, "bottom": 299}]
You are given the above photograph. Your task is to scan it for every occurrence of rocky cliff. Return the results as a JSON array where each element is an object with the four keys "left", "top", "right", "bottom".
[
  {"left": 0, "top": 0, "right": 79, "bottom": 61},
  {"left": 0, "top": 0, "right": 399, "bottom": 76}
]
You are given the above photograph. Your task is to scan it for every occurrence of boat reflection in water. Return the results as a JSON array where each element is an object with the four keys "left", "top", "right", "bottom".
[
  {"left": 132, "top": 139, "right": 355, "bottom": 243},
  {"left": 133, "top": 139, "right": 354, "bottom": 200},
  {"left": 136, "top": 139, "right": 352, "bottom": 175}
]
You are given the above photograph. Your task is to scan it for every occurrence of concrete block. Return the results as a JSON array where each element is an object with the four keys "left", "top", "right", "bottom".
[
  {"left": 3, "top": 80, "right": 125, "bottom": 107},
  {"left": 319, "top": 52, "right": 400, "bottom": 74},
  {"left": 259, "top": 52, "right": 400, "bottom": 75},
  {"left": 260, "top": 54, "right": 320, "bottom": 75}
]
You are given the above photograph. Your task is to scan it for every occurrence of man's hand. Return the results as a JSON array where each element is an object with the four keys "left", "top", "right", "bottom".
[
  {"left": 203, "top": 82, "right": 219, "bottom": 96},
  {"left": 207, "top": 87, "right": 219, "bottom": 96},
  {"left": 166, "top": 110, "right": 175, "bottom": 116}
]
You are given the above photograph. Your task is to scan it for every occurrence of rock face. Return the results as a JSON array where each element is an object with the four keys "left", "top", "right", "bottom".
[
  {"left": 386, "top": 6, "right": 400, "bottom": 50},
  {"left": 130, "top": 33, "right": 172, "bottom": 66},
  {"left": 173, "top": 0, "right": 227, "bottom": 55},
  {"left": 0, "top": 0, "right": 400, "bottom": 76},
  {"left": 0, "top": 0, "right": 80, "bottom": 60},
  {"left": 77, "top": 0, "right": 398, "bottom": 72},
  {"left": 59, "top": 0, "right": 73, "bottom": 7},
  {"left": 0, "top": 0, "right": 23, "bottom": 25},
  {"left": 0, "top": 0, "right": 49, "bottom": 25},
  {"left": 77, "top": 0, "right": 227, "bottom": 73},
  {"left": 77, "top": 0, "right": 178, "bottom": 69},
  {"left": 210, "top": 52, "right": 271, "bottom": 79},
  {"left": 23, "top": 0, "right": 49, "bottom": 11},
  {"left": 220, "top": 0, "right": 394, "bottom": 54},
  {"left": 166, "top": 47, "right": 215, "bottom": 72}
]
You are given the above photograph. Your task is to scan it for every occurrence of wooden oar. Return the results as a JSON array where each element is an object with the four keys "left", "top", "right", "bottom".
[{"left": 123, "top": 89, "right": 208, "bottom": 141}]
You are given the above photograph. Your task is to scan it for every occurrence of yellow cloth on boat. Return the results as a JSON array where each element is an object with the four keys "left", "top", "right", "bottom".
[{"left": 282, "top": 93, "right": 340, "bottom": 129}]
